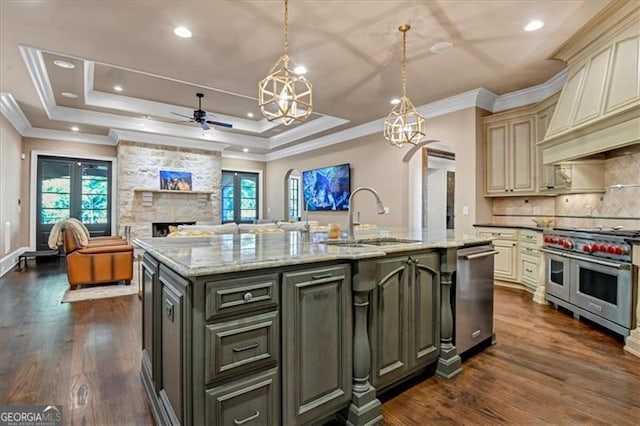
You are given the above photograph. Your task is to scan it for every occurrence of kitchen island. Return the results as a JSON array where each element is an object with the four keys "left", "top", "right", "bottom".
[{"left": 135, "top": 229, "right": 491, "bottom": 425}]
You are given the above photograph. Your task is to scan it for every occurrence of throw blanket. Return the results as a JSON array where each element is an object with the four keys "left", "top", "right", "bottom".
[{"left": 48, "top": 219, "right": 89, "bottom": 249}]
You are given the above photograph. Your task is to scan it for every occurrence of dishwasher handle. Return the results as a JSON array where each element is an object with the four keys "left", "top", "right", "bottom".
[{"left": 459, "top": 250, "right": 499, "bottom": 260}]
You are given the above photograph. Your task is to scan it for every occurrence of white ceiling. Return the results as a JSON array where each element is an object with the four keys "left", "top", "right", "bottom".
[{"left": 0, "top": 0, "right": 611, "bottom": 160}]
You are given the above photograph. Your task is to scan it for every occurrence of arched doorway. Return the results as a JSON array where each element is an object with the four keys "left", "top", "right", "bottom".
[{"left": 284, "top": 169, "right": 302, "bottom": 221}]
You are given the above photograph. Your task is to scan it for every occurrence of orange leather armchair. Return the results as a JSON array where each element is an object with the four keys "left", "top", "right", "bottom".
[{"left": 63, "top": 229, "right": 133, "bottom": 290}]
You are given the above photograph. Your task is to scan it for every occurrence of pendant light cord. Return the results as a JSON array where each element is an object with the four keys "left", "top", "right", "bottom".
[
  {"left": 284, "top": 0, "right": 289, "bottom": 55},
  {"left": 402, "top": 27, "right": 407, "bottom": 99}
]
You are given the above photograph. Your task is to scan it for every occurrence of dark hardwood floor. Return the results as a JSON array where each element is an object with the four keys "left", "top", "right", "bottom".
[{"left": 1, "top": 260, "right": 638, "bottom": 425}]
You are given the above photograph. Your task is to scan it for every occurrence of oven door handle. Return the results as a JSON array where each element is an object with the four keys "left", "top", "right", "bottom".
[{"left": 541, "top": 248, "right": 631, "bottom": 270}]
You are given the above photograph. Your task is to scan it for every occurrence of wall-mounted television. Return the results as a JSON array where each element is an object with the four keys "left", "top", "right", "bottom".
[{"left": 302, "top": 163, "right": 351, "bottom": 211}]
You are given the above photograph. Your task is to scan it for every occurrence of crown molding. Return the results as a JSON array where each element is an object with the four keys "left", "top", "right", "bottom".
[
  {"left": 492, "top": 68, "right": 567, "bottom": 112},
  {"left": 268, "top": 115, "right": 350, "bottom": 148},
  {"left": 0, "top": 93, "right": 30, "bottom": 133},
  {"left": 109, "top": 129, "right": 229, "bottom": 152},
  {"left": 221, "top": 151, "right": 267, "bottom": 162}
]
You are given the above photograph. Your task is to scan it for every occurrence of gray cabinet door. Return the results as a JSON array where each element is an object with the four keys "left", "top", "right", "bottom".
[
  {"left": 410, "top": 253, "right": 440, "bottom": 369},
  {"left": 282, "top": 265, "right": 352, "bottom": 425},
  {"left": 142, "top": 254, "right": 160, "bottom": 391},
  {"left": 370, "top": 257, "right": 410, "bottom": 389},
  {"left": 159, "top": 267, "right": 191, "bottom": 426}
]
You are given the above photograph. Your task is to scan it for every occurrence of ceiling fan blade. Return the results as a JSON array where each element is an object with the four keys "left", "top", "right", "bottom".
[
  {"left": 205, "top": 120, "right": 233, "bottom": 129},
  {"left": 171, "top": 112, "right": 194, "bottom": 119},
  {"left": 200, "top": 121, "right": 210, "bottom": 131}
]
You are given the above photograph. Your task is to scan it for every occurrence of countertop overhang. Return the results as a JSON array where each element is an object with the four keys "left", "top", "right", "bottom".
[{"left": 134, "top": 228, "right": 492, "bottom": 277}]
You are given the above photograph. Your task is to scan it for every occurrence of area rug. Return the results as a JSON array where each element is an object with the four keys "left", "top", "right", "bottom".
[
  {"left": 60, "top": 263, "right": 140, "bottom": 303},
  {"left": 60, "top": 283, "right": 139, "bottom": 303}
]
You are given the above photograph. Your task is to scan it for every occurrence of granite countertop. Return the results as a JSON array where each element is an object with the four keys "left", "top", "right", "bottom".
[
  {"left": 134, "top": 228, "right": 492, "bottom": 277},
  {"left": 474, "top": 223, "right": 546, "bottom": 232}
]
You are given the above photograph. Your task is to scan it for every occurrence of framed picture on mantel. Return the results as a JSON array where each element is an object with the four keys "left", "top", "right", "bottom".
[{"left": 159, "top": 170, "right": 192, "bottom": 191}]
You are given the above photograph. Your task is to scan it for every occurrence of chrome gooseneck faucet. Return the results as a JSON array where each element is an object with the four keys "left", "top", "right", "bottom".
[
  {"left": 301, "top": 197, "right": 316, "bottom": 243},
  {"left": 347, "top": 187, "right": 385, "bottom": 239}
]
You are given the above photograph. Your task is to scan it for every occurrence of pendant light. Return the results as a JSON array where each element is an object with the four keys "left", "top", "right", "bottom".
[
  {"left": 258, "top": 0, "right": 312, "bottom": 126},
  {"left": 384, "top": 24, "right": 425, "bottom": 147}
]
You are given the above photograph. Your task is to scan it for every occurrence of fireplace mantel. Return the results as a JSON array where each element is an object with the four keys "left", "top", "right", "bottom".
[{"left": 133, "top": 188, "right": 213, "bottom": 207}]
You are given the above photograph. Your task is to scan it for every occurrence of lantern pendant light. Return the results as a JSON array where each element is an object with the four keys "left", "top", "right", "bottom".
[
  {"left": 258, "top": 0, "right": 312, "bottom": 126},
  {"left": 383, "top": 24, "right": 425, "bottom": 147}
]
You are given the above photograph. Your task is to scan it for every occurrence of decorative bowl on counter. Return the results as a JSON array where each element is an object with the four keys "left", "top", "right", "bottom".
[{"left": 532, "top": 218, "right": 553, "bottom": 228}]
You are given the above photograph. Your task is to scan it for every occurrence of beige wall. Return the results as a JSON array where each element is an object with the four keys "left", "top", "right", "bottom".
[
  {"left": 266, "top": 107, "right": 492, "bottom": 234},
  {"left": 19, "top": 138, "right": 117, "bottom": 247},
  {"left": 0, "top": 115, "right": 25, "bottom": 257}
]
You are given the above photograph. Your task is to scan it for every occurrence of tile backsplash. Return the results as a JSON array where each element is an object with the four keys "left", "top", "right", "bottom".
[{"left": 492, "top": 152, "right": 640, "bottom": 229}]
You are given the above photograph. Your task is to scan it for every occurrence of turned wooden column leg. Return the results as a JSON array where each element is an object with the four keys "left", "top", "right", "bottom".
[
  {"left": 344, "top": 279, "right": 382, "bottom": 425},
  {"left": 436, "top": 249, "right": 462, "bottom": 379}
]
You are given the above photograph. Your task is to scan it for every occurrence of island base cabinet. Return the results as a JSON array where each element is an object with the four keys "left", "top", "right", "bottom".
[
  {"left": 370, "top": 253, "right": 440, "bottom": 390},
  {"left": 282, "top": 265, "right": 353, "bottom": 425},
  {"left": 141, "top": 255, "right": 160, "bottom": 391},
  {"left": 159, "top": 266, "right": 191, "bottom": 426},
  {"left": 205, "top": 368, "right": 279, "bottom": 426}
]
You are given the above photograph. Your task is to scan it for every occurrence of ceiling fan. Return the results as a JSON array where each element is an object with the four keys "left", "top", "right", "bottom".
[{"left": 171, "top": 93, "right": 233, "bottom": 130}]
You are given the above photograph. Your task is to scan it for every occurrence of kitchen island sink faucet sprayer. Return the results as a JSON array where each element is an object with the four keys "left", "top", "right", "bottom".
[{"left": 347, "top": 187, "right": 385, "bottom": 239}]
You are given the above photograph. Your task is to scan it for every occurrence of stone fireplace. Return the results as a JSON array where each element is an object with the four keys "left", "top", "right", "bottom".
[{"left": 117, "top": 141, "right": 222, "bottom": 238}]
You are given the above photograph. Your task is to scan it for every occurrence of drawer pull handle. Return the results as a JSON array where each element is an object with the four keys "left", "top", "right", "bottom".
[
  {"left": 232, "top": 342, "right": 259, "bottom": 353},
  {"left": 243, "top": 292, "right": 253, "bottom": 302},
  {"left": 588, "top": 302, "right": 603, "bottom": 312},
  {"left": 311, "top": 273, "right": 332, "bottom": 280},
  {"left": 526, "top": 269, "right": 533, "bottom": 273},
  {"left": 234, "top": 411, "right": 260, "bottom": 425}
]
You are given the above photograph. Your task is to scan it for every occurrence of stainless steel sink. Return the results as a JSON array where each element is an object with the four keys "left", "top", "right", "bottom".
[{"left": 319, "top": 237, "right": 421, "bottom": 247}]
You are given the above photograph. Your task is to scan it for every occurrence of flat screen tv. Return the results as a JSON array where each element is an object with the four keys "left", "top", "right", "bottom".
[{"left": 302, "top": 163, "right": 351, "bottom": 211}]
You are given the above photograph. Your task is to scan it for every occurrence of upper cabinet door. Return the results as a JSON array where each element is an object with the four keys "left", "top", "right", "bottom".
[
  {"left": 485, "top": 123, "right": 510, "bottom": 195},
  {"left": 510, "top": 117, "right": 536, "bottom": 193}
]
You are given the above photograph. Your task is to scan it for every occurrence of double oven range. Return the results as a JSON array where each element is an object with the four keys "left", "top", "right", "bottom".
[{"left": 541, "top": 227, "right": 638, "bottom": 336}]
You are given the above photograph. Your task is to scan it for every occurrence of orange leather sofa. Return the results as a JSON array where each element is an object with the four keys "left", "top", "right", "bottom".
[{"left": 63, "top": 228, "right": 133, "bottom": 290}]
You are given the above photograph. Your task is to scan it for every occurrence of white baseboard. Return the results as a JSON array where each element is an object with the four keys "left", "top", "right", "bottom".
[{"left": 0, "top": 246, "right": 30, "bottom": 277}]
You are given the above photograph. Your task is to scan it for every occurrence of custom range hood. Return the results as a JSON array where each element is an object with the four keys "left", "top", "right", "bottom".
[{"left": 539, "top": 1, "right": 640, "bottom": 165}]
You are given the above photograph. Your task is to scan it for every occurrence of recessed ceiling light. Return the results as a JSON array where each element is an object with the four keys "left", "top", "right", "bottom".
[
  {"left": 70, "top": 126, "right": 79, "bottom": 132},
  {"left": 247, "top": 112, "right": 254, "bottom": 118},
  {"left": 430, "top": 41, "right": 453, "bottom": 54},
  {"left": 174, "top": 26, "right": 192, "bottom": 38},
  {"left": 53, "top": 60, "right": 75, "bottom": 69},
  {"left": 142, "top": 115, "right": 151, "bottom": 119},
  {"left": 390, "top": 98, "right": 401, "bottom": 105},
  {"left": 524, "top": 20, "right": 544, "bottom": 32},
  {"left": 293, "top": 65, "right": 307, "bottom": 75},
  {"left": 61, "top": 92, "right": 78, "bottom": 99},
  {"left": 113, "top": 85, "right": 123, "bottom": 92},
  {"left": 243, "top": 148, "right": 249, "bottom": 153}
]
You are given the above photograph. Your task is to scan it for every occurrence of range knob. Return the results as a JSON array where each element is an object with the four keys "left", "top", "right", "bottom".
[
  {"left": 606, "top": 245, "right": 616, "bottom": 254},
  {"left": 583, "top": 244, "right": 593, "bottom": 253},
  {"left": 614, "top": 246, "right": 625, "bottom": 255},
  {"left": 592, "top": 243, "right": 602, "bottom": 251},
  {"left": 563, "top": 240, "right": 573, "bottom": 249}
]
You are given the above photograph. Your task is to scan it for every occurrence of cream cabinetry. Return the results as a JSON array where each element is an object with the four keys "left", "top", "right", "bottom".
[
  {"left": 477, "top": 228, "right": 518, "bottom": 281},
  {"left": 476, "top": 227, "right": 545, "bottom": 303},
  {"left": 485, "top": 116, "right": 536, "bottom": 195}
]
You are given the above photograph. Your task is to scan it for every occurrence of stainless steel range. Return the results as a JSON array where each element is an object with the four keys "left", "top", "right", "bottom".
[{"left": 541, "top": 228, "right": 638, "bottom": 336}]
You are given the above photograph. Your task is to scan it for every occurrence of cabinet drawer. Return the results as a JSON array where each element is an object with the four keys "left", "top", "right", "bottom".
[
  {"left": 206, "top": 274, "right": 278, "bottom": 320},
  {"left": 520, "top": 255, "right": 540, "bottom": 287},
  {"left": 205, "top": 311, "right": 279, "bottom": 384},
  {"left": 206, "top": 368, "right": 279, "bottom": 426},
  {"left": 520, "top": 245, "right": 540, "bottom": 256},
  {"left": 479, "top": 230, "right": 517, "bottom": 240},
  {"left": 520, "top": 230, "right": 541, "bottom": 245}
]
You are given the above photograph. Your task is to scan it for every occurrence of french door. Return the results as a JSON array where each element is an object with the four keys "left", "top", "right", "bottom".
[
  {"left": 36, "top": 156, "right": 112, "bottom": 250},
  {"left": 221, "top": 171, "right": 259, "bottom": 224}
]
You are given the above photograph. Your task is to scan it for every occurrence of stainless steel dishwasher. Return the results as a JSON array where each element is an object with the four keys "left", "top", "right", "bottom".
[{"left": 453, "top": 245, "right": 498, "bottom": 355}]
